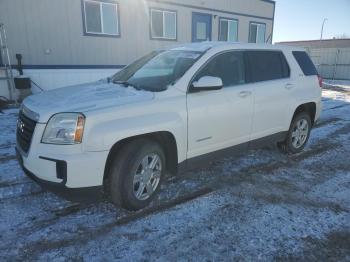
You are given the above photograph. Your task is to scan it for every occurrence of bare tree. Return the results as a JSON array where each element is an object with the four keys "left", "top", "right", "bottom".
[{"left": 333, "top": 33, "right": 350, "bottom": 39}]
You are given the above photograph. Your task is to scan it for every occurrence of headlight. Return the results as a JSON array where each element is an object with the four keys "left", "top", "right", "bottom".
[{"left": 42, "top": 113, "right": 85, "bottom": 145}]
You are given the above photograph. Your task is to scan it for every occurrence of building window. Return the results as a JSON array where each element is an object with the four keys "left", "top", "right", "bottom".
[
  {"left": 219, "top": 18, "right": 238, "bottom": 42},
  {"left": 249, "top": 22, "right": 266, "bottom": 43},
  {"left": 83, "top": 0, "right": 120, "bottom": 36},
  {"left": 150, "top": 9, "right": 177, "bottom": 40}
]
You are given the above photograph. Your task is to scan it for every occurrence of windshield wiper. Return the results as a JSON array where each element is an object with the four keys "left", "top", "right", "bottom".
[{"left": 112, "top": 80, "right": 142, "bottom": 90}]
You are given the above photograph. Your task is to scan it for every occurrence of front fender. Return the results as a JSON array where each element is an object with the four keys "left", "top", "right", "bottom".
[{"left": 83, "top": 112, "right": 187, "bottom": 163}]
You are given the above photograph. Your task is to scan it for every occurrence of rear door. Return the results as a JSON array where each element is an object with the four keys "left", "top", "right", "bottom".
[
  {"left": 187, "top": 51, "right": 254, "bottom": 159},
  {"left": 245, "top": 50, "right": 293, "bottom": 139}
]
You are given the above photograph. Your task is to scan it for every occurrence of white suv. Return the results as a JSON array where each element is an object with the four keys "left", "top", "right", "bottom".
[{"left": 16, "top": 42, "right": 322, "bottom": 210}]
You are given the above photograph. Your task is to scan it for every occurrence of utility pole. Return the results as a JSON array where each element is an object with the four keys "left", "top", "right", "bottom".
[{"left": 320, "top": 18, "right": 328, "bottom": 40}]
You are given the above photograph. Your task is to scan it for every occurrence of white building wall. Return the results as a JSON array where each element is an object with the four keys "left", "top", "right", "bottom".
[
  {"left": 0, "top": 68, "right": 120, "bottom": 100},
  {"left": 0, "top": 0, "right": 274, "bottom": 66},
  {"left": 24, "top": 69, "right": 120, "bottom": 93},
  {"left": 0, "top": 0, "right": 275, "bottom": 99}
]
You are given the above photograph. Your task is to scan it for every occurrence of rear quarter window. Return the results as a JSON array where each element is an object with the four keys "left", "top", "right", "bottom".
[
  {"left": 292, "top": 51, "right": 318, "bottom": 76},
  {"left": 245, "top": 51, "right": 290, "bottom": 83}
]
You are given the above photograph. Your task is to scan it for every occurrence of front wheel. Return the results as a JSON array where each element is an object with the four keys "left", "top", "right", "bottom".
[
  {"left": 108, "top": 139, "right": 165, "bottom": 211},
  {"left": 279, "top": 112, "right": 312, "bottom": 154}
]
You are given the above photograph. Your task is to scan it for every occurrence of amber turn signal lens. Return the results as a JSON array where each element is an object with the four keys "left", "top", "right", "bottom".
[{"left": 74, "top": 115, "right": 85, "bottom": 143}]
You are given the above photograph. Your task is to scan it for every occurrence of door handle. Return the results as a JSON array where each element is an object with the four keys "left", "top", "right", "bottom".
[
  {"left": 239, "top": 91, "right": 252, "bottom": 98},
  {"left": 285, "top": 83, "right": 294, "bottom": 90}
]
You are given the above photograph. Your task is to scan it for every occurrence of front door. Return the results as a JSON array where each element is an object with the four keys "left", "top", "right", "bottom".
[
  {"left": 187, "top": 51, "right": 254, "bottom": 159},
  {"left": 192, "top": 12, "right": 212, "bottom": 42}
]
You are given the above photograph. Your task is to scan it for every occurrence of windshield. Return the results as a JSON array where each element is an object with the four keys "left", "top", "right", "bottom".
[{"left": 112, "top": 50, "right": 203, "bottom": 92}]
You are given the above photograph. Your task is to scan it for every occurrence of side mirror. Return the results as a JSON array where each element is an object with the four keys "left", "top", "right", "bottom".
[{"left": 191, "top": 76, "right": 223, "bottom": 92}]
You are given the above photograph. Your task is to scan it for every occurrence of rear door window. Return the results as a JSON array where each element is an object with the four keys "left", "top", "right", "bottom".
[
  {"left": 195, "top": 51, "right": 246, "bottom": 87},
  {"left": 292, "top": 51, "right": 318, "bottom": 76},
  {"left": 245, "top": 51, "right": 290, "bottom": 83}
]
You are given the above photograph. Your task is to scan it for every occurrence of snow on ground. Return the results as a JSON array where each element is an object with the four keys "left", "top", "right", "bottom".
[
  {"left": 0, "top": 85, "right": 350, "bottom": 261},
  {"left": 323, "top": 79, "right": 350, "bottom": 90}
]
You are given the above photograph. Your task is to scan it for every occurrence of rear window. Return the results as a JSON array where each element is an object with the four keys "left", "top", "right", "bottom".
[
  {"left": 245, "top": 51, "right": 290, "bottom": 83},
  {"left": 292, "top": 51, "right": 318, "bottom": 76}
]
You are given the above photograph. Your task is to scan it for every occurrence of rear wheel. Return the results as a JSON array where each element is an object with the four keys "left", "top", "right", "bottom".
[
  {"left": 108, "top": 139, "right": 165, "bottom": 211},
  {"left": 279, "top": 112, "right": 312, "bottom": 154}
]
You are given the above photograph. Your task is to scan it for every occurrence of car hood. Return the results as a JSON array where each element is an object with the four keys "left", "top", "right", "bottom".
[{"left": 22, "top": 80, "right": 154, "bottom": 123}]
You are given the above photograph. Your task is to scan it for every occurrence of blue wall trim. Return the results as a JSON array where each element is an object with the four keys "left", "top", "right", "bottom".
[
  {"left": 192, "top": 12, "right": 212, "bottom": 42},
  {"left": 18, "top": 65, "right": 126, "bottom": 70},
  {"left": 147, "top": 0, "right": 274, "bottom": 21}
]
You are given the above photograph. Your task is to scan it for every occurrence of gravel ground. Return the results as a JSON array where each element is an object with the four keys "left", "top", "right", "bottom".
[{"left": 0, "top": 85, "right": 350, "bottom": 261}]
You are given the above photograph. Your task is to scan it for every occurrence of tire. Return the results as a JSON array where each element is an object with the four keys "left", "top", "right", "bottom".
[
  {"left": 108, "top": 139, "right": 166, "bottom": 211},
  {"left": 279, "top": 112, "right": 312, "bottom": 154}
]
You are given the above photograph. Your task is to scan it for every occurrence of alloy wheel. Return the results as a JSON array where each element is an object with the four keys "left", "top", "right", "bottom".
[
  {"left": 291, "top": 118, "right": 309, "bottom": 149},
  {"left": 132, "top": 153, "right": 162, "bottom": 201}
]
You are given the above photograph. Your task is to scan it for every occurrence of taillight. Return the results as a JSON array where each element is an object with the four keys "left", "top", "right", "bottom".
[{"left": 317, "top": 75, "right": 323, "bottom": 88}]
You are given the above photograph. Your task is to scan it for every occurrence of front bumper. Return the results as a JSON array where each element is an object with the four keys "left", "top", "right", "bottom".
[
  {"left": 16, "top": 122, "right": 110, "bottom": 202},
  {"left": 16, "top": 148, "right": 104, "bottom": 202}
]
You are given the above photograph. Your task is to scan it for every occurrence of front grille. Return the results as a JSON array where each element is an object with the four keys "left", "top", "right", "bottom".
[{"left": 16, "top": 110, "right": 37, "bottom": 153}]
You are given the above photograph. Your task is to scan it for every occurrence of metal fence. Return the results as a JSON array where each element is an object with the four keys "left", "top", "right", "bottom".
[{"left": 307, "top": 48, "right": 350, "bottom": 80}]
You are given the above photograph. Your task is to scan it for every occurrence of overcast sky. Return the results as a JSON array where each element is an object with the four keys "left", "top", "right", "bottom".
[{"left": 273, "top": 0, "right": 350, "bottom": 43}]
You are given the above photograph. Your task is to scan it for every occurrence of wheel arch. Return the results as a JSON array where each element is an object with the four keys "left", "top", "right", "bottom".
[
  {"left": 292, "top": 102, "right": 317, "bottom": 126},
  {"left": 103, "top": 131, "right": 179, "bottom": 185}
]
